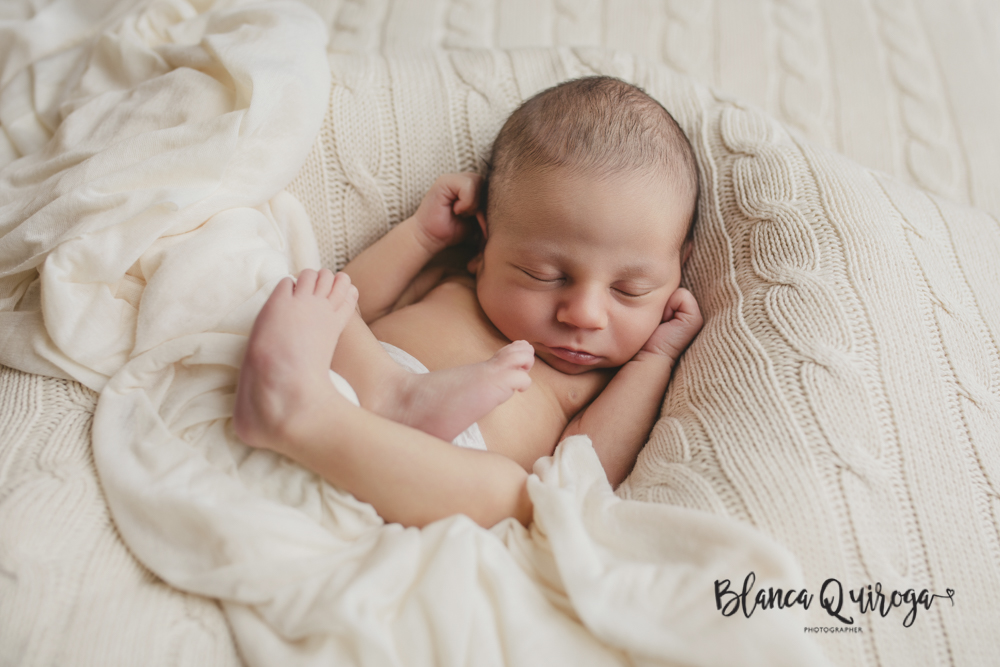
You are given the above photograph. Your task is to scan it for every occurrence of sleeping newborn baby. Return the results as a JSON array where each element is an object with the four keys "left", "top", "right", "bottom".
[{"left": 233, "top": 76, "right": 702, "bottom": 529}]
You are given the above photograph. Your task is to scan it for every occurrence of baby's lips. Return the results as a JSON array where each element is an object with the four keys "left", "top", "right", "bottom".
[{"left": 547, "top": 346, "right": 602, "bottom": 366}]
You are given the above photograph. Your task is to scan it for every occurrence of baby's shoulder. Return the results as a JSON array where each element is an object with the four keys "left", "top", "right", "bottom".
[
  {"left": 371, "top": 270, "right": 500, "bottom": 371},
  {"left": 391, "top": 247, "right": 476, "bottom": 312},
  {"left": 426, "top": 273, "right": 476, "bottom": 297}
]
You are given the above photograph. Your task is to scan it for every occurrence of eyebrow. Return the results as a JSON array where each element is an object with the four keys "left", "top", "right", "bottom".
[{"left": 614, "top": 262, "right": 662, "bottom": 280}]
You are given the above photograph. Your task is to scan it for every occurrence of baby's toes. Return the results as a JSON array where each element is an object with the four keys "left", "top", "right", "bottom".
[
  {"left": 343, "top": 284, "right": 359, "bottom": 314},
  {"left": 494, "top": 340, "right": 536, "bottom": 372},
  {"left": 314, "top": 268, "right": 336, "bottom": 297},
  {"left": 507, "top": 367, "right": 532, "bottom": 392},
  {"left": 293, "top": 269, "right": 318, "bottom": 295},
  {"left": 327, "top": 272, "right": 358, "bottom": 309},
  {"left": 512, "top": 340, "right": 536, "bottom": 370}
]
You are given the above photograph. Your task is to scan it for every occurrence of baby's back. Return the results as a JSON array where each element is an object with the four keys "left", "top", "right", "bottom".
[{"left": 369, "top": 276, "right": 610, "bottom": 470}]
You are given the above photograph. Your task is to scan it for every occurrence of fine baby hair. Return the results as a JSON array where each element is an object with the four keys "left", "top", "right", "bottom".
[{"left": 483, "top": 75, "right": 700, "bottom": 240}]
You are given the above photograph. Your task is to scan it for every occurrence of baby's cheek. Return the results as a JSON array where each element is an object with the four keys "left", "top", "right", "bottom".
[
  {"left": 620, "top": 307, "right": 664, "bottom": 350},
  {"left": 482, "top": 288, "right": 539, "bottom": 341},
  {"left": 510, "top": 295, "right": 549, "bottom": 339}
]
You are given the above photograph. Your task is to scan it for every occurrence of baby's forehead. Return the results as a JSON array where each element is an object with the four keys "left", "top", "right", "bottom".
[
  {"left": 491, "top": 165, "right": 693, "bottom": 243},
  {"left": 495, "top": 213, "right": 688, "bottom": 274},
  {"left": 509, "top": 222, "right": 685, "bottom": 259}
]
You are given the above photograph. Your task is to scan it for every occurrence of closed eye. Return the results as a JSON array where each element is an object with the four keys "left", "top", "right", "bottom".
[
  {"left": 521, "top": 268, "right": 562, "bottom": 283},
  {"left": 613, "top": 287, "right": 652, "bottom": 298}
]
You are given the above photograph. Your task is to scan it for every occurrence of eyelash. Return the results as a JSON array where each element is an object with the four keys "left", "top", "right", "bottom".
[
  {"left": 522, "top": 269, "right": 561, "bottom": 283},
  {"left": 522, "top": 270, "right": 648, "bottom": 298}
]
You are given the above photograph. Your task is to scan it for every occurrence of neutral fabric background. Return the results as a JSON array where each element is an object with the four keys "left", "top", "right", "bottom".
[
  {"left": 1, "top": 10, "right": 830, "bottom": 666},
  {"left": 301, "top": 0, "right": 1000, "bottom": 221},
  {"left": 2, "top": 1, "right": 999, "bottom": 665},
  {"left": 285, "top": 46, "right": 1000, "bottom": 666}
]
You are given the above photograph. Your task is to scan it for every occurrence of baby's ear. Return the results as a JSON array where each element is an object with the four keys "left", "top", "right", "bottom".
[
  {"left": 476, "top": 210, "right": 489, "bottom": 238},
  {"left": 467, "top": 254, "right": 483, "bottom": 274},
  {"left": 467, "top": 211, "right": 488, "bottom": 275}
]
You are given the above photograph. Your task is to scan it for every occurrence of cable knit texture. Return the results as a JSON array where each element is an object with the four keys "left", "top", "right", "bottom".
[
  {"left": 0, "top": 365, "right": 241, "bottom": 667},
  {"left": 3, "top": 1, "right": 1000, "bottom": 665},
  {"left": 312, "top": 0, "right": 1000, "bottom": 220},
  {"left": 286, "top": 48, "right": 1000, "bottom": 666}
]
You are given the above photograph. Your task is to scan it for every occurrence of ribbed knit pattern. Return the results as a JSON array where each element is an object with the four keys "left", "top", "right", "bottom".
[
  {"left": 286, "top": 49, "right": 1000, "bottom": 666},
  {"left": 628, "top": 101, "right": 1000, "bottom": 665},
  {"left": 0, "top": 365, "right": 242, "bottom": 667},
  {"left": 314, "top": 0, "right": 1000, "bottom": 221},
  {"left": 4, "top": 1, "right": 1000, "bottom": 665}
]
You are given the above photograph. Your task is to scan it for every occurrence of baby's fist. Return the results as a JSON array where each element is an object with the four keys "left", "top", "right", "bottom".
[
  {"left": 412, "top": 173, "right": 482, "bottom": 253},
  {"left": 640, "top": 288, "right": 703, "bottom": 362}
]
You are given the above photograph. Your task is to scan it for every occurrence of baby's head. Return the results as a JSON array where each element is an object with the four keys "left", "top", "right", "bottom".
[{"left": 472, "top": 76, "right": 699, "bottom": 374}]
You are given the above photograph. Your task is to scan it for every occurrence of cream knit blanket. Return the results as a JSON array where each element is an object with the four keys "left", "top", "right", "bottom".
[
  {"left": 286, "top": 43, "right": 1000, "bottom": 666},
  {"left": 0, "top": 2, "right": 830, "bottom": 666},
  {"left": 6, "top": 1, "right": 1000, "bottom": 665}
]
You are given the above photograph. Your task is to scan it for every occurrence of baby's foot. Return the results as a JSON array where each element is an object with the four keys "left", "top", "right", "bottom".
[
  {"left": 382, "top": 340, "right": 535, "bottom": 442},
  {"left": 233, "top": 269, "right": 358, "bottom": 452}
]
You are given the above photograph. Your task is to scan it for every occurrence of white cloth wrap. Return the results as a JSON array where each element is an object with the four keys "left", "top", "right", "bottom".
[{"left": 327, "top": 369, "right": 360, "bottom": 406}]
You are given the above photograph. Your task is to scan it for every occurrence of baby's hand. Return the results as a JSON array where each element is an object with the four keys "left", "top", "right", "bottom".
[
  {"left": 639, "top": 288, "right": 703, "bottom": 363},
  {"left": 412, "top": 172, "right": 482, "bottom": 254}
]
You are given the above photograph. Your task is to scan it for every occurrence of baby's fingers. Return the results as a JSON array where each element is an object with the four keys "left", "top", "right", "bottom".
[
  {"left": 439, "top": 172, "right": 483, "bottom": 216},
  {"left": 663, "top": 288, "right": 703, "bottom": 328}
]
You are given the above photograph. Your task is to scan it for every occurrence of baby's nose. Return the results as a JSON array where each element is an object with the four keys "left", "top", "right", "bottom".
[{"left": 556, "top": 287, "right": 608, "bottom": 330}]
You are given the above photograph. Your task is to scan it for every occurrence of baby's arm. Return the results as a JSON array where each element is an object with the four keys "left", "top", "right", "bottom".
[
  {"left": 560, "top": 288, "right": 703, "bottom": 487},
  {"left": 343, "top": 173, "right": 481, "bottom": 323}
]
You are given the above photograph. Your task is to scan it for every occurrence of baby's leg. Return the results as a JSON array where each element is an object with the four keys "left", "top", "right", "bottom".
[
  {"left": 233, "top": 269, "right": 358, "bottom": 450},
  {"left": 331, "top": 303, "right": 534, "bottom": 443},
  {"left": 233, "top": 270, "right": 531, "bottom": 528},
  {"left": 283, "top": 390, "right": 532, "bottom": 527}
]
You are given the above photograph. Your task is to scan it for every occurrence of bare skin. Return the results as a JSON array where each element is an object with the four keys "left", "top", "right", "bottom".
[
  {"left": 233, "top": 269, "right": 534, "bottom": 528},
  {"left": 368, "top": 337, "right": 535, "bottom": 443},
  {"left": 233, "top": 269, "right": 359, "bottom": 451},
  {"left": 236, "top": 268, "right": 536, "bottom": 447},
  {"left": 366, "top": 275, "right": 611, "bottom": 471},
  {"left": 339, "top": 170, "right": 702, "bottom": 484},
  {"left": 233, "top": 169, "right": 702, "bottom": 529}
]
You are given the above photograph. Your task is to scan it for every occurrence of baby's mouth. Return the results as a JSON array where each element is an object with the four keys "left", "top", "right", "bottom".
[{"left": 546, "top": 346, "right": 602, "bottom": 366}]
